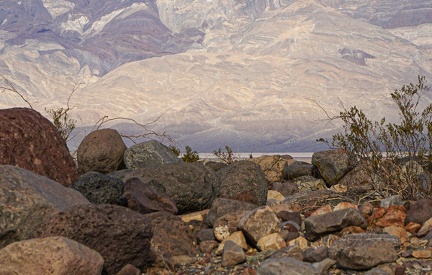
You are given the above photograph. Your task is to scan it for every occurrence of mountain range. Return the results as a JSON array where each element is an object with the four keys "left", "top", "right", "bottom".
[{"left": 1, "top": 0, "right": 432, "bottom": 153}]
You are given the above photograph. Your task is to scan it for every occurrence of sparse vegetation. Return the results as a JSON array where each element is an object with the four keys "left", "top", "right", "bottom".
[
  {"left": 319, "top": 76, "right": 432, "bottom": 200},
  {"left": 213, "top": 145, "right": 235, "bottom": 164},
  {"left": 169, "top": 145, "right": 199, "bottom": 162},
  {"left": 44, "top": 83, "right": 79, "bottom": 141},
  {"left": 181, "top": 146, "right": 200, "bottom": 163}
]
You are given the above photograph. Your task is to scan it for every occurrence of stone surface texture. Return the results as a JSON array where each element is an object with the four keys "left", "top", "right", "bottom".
[
  {"left": 77, "top": 128, "right": 127, "bottom": 174},
  {"left": 71, "top": 171, "right": 125, "bottom": 205},
  {"left": 0, "top": 236, "right": 104, "bottom": 275},
  {"left": 0, "top": 165, "right": 90, "bottom": 249},
  {"left": 111, "top": 162, "right": 217, "bottom": 214},
  {"left": 0, "top": 108, "right": 78, "bottom": 186},
  {"left": 217, "top": 161, "right": 268, "bottom": 205},
  {"left": 123, "top": 140, "right": 181, "bottom": 169},
  {"left": 32, "top": 204, "right": 153, "bottom": 274}
]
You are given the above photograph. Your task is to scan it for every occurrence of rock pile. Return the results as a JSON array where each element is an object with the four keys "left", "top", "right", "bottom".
[{"left": 1, "top": 113, "right": 432, "bottom": 274}]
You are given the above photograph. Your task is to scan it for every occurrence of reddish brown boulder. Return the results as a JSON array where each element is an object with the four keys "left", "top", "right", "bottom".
[
  {"left": 77, "top": 129, "right": 127, "bottom": 174},
  {"left": 121, "top": 177, "right": 178, "bottom": 214},
  {"left": 0, "top": 107, "right": 78, "bottom": 186},
  {"left": 405, "top": 199, "right": 432, "bottom": 225},
  {"left": 33, "top": 204, "right": 154, "bottom": 274},
  {"left": 145, "top": 211, "right": 198, "bottom": 269}
]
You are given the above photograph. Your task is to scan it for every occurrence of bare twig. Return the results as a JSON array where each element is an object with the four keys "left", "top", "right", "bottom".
[{"left": 0, "top": 75, "right": 33, "bottom": 109}]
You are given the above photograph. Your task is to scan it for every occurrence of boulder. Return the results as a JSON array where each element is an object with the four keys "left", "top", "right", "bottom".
[
  {"left": 238, "top": 206, "right": 280, "bottom": 246},
  {"left": 312, "top": 149, "right": 354, "bottom": 186},
  {"left": 71, "top": 171, "right": 125, "bottom": 205},
  {"left": 286, "top": 161, "right": 314, "bottom": 180},
  {"left": 221, "top": 240, "right": 246, "bottom": 267},
  {"left": 32, "top": 204, "right": 153, "bottom": 274},
  {"left": 329, "top": 233, "right": 400, "bottom": 270},
  {"left": 112, "top": 162, "right": 217, "bottom": 214},
  {"left": 0, "top": 107, "right": 78, "bottom": 186},
  {"left": 217, "top": 160, "right": 268, "bottom": 205},
  {"left": 338, "top": 164, "right": 374, "bottom": 193},
  {"left": 405, "top": 199, "right": 432, "bottom": 225},
  {"left": 271, "top": 181, "right": 299, "bottom": 196},
  {"left": 0, "top": 236, "right": 104, "bottom": 275},
  {"left": 250, "top": 155, "right": 289, "bottom": 182},
  {"left": 145, "top": 211, "right": 198, "bottom": 269},
  {"left": 123, "top": 140, "right": 180, "bottom": 169},
  {"left": 77, "top": 128, "right": 127, "bottom": 174},
  {"left": 257, "top": 257, "right": 318, "bottom": 275},
  {"left": 0, "top": 165, "right": 90, "bottom": 248},
  {"left": 121, "top": 177, "right": 178, "bottom": 214},
  {"left": 205, "top": 198, "right": 258, "bottom": 227},
  {"left": 304, "top": 208, "right": 367, "bottom": 241}
]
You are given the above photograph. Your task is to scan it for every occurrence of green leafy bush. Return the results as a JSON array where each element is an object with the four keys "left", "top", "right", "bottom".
[{"left": 320, "top": 76, "right": 432, "bottom": 200}]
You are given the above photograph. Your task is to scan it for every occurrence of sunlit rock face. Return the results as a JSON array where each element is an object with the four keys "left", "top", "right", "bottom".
[{"left": 1, "top": 0, "right": 432, "bottom": 153}]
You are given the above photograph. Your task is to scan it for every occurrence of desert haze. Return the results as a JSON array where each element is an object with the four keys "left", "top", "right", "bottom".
[{"left": 0, "top": 0, "right": 431, "bottom": 152}]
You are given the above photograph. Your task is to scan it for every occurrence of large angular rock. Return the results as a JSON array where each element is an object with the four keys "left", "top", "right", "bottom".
[
  {"left": 71, "top": 171, "right": 125, "bottom": 205},
  {"left": 250, "top": 155, "right": 289, "bottom": 182},
  {"left": 305, "top": 208, "right": 367, "bottom": 241},
  {"left": 238, "top": 206, "right": 280, "bottom": 246},
  {"left": 0, "top": 108, "right": 78, "bottom": 186},
  {"left": 0, "top": 165, "right": 90, "bottom": 249},
  {"left": 312, "top": 149, "right": 354, "bottom": 186},
  {"left": 77, "top": 128, "right": 127, "bottom": 174},
  {"left": 217, "top": 160, "right": 268, "bottom": 205},
  {"left": 257, "top": 257, "right": 318, "bottom": 275},
  {"left": 329, "top": 233, "right": 400, "bottom": 270},
  {"left": 0, "top": 236, "right": 104, "bottom": 275},
  {"left": 32, "top": 204, "right": 153, "bottom": 274},
  {"left": 145, "top": 211, "right": 198, "bottom": 268},
  {"left": 123, "top": 140, "right": 181, "bottom": 169},
  {"left": 121, "top": 177, "right": 178, "bottom": 214},
  {"left": 205, "top": 198, "right": 258, "bottom": 227},
  {"left": 112, "top": 162, "right": 217, "bottom": 214}
]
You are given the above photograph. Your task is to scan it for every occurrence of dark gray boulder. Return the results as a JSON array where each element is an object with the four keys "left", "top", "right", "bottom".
[
  {"left": 0, "top": 165, "right": 90, "bottom": 249},
  {"left": 329, "top": 233, "right": 400, "bottom": 270},
  {"left": 205, "top": 198, "right": 258, "bottom": 227},
  {"left": 71, "top": 171, "right": 125, "bottom": 205},
  {"left": 312, "top": 149, "right": 354, "bottom": 186},
  {"left": 217, "top": 161, "right": 268, "bottom": 206},
  {"left": 123, "top": 140, "right": 181, "bottom": 169},
  {"left": 111, "top": 162, "right": 218, "bottom": 214},
  {"left": 304, "top": 208, "right": 367, "bottom": 241}
]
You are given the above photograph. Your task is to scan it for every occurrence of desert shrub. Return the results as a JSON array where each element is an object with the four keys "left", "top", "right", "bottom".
[
  {"left": 168, "top": 145, "right": 181, "bottom": 156},
  {"left": 320, "top": 76, "right": 432, "bottom": 200},
  {"left": 182, "top": 146, "right": 199, "bottom": 162},
  {"left": 213, "top": 145, "right": 234, "bottom": 164},
  {"left": 168, "top": 145, "right": 199, "bottom": 162}
]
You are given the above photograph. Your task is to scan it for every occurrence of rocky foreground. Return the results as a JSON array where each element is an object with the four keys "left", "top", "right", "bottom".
[{"left": 1, "top": 108, "right": 432, "bottom": 275}]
